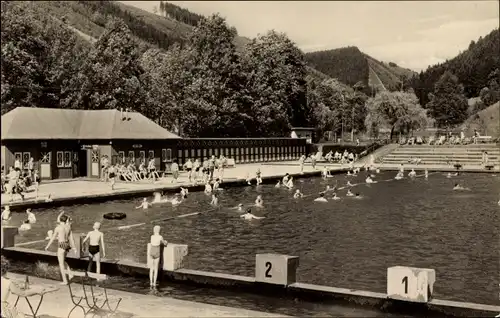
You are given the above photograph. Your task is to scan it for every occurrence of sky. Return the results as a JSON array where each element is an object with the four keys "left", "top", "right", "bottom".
[{"left": 120, "top": 1, "right": 499, "bottom": 71}]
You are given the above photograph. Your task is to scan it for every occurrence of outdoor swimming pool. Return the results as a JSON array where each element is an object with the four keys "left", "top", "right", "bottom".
[{"left": 8, "top": 171, "right": 499, "bottom": 306}]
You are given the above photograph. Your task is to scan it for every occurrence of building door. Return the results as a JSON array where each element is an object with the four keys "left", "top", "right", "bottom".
[
  {"left": 91, "top": 149, "right": 100, "bottom": 178},
  {"left": 40, "top": 151, "right": 52, "bottom": 179},
  {"left": 78, "top": 149, "right": 88, "bottom": 177}
]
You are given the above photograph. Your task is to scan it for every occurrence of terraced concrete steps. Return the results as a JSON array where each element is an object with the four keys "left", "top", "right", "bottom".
[{"left": 379, "top": 144, "right": 500, "bottom": 166}]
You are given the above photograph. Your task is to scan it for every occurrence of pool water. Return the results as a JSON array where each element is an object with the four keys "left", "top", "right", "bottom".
[{"left": 8, "top": 171, "right": 500, "bottom": 306}]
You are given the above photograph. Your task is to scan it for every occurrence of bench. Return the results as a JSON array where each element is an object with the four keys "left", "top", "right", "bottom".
[
  {"left": 476, "top": 136, "right": 492, "bottom": 143},
  {"left": 67, "top": 270, "right": 122, "bottom": 318}
]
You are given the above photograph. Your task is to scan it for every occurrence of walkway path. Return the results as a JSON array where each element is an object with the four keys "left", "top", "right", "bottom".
[
  {"left": 4, "top": 273, "right": 286, "bottom": 318},
  {"left": 1, "top": 162, "right": 344, "bottom": 208}
]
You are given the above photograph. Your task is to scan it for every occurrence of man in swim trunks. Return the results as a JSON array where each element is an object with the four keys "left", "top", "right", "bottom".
[
  {"left": 148, "top": 225, "right": 167, "bottom": 289},
  {"left": 45, "top": 213, "right": 76, "bottom": 285},
  {"left": 83, "top": 222, "right": 106, "bottom": 274}
]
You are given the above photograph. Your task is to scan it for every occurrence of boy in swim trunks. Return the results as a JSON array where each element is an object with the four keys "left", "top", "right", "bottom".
[
  {"left": 45, "top": 213, "right": 76, "bottom": 284},
  {"left": 148, "top": 226, "right": 167, "bottom": 289},
  {"left": 83, "top": 222, "right": 106, "bottom": 274}
]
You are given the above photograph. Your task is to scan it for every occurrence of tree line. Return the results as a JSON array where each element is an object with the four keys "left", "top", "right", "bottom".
[
  {"left": 5, "top": 0, "right": 479, "bottom": 142},
  {"left": 158, "top": 1, "right": 204, "bottom": 27}
]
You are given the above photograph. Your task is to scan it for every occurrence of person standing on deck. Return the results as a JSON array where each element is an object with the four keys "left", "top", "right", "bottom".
[
  {"left": 83, "top": 222, "right": 106, "bottom": 274},
  {"left": 45, "top": 212, "right": 76, "bottom": 285},
  {"left": 208, "top": 155, "right": 216, "bottom": 181},
  {"left": 170, "top": 160, "right": 179, "bottom": 183},
  {"left": 148, "top": 226, "right": 167, "bottom": 289},
  {"left": 299, "top": 155, "right": 306, "bottom": 173},
  {"left": 27, "top": 157, "right": 34, "bottom": 178},
  {"left": 310, "top": 154, "right": 317, "bottom": 170},
  {"left": 193, "top": 159, "right": 201, "bottom": 183},
  {"left": 218, "top": 155, "right": 226, "bottom": 181}
]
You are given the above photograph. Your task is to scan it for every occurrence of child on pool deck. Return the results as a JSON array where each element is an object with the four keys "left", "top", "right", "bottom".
[
  {"left": 83, "top": 222, "right": 106, "bottom": 274},
  {"left": 148, "top": 226, "right": 167, "bottom": 289}
]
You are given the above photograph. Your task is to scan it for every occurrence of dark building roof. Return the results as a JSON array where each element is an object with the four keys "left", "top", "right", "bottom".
[{"left": 1, "top": 107, "right": 181, "bottom": 140}]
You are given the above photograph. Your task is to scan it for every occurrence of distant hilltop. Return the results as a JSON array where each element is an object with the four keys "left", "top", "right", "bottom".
[{"left": 305, "top": 46, "right": 417, "bottom": 93}]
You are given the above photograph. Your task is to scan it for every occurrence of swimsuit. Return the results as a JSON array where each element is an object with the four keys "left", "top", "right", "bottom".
[
  {"left": 88, "top": 245, "right": 100, "bottom": 255},
  {"left": 109, "top": 172, "right": 116, "bottom": 178},
  {"left": 58, "top": 241, "right": 71, "bottom": 251},
  {"left": 150, "top": 245, "right": 160, "bottom": 259}
]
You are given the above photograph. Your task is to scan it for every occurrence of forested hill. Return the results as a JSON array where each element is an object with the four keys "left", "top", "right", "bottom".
[
  {"left": 305, "top": 46, "right": 417, "bottom": 93},
  {"left": 409, "top": 28, "right": 500, "bottom": 107}
]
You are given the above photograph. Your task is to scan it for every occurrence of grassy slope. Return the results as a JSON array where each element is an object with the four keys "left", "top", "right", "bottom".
[
  {"left": 305, "top": 47, "right": 417, "bottom": 91},
  {"left": 462, "top": 102, "right": 500, "bottom": 137},
  {"left": 35, "top": 1, "right": 330, "bottom": 84}
]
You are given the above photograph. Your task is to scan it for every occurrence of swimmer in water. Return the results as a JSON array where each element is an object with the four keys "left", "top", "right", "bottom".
[
  {"left": 424, "top": 169, "right": 429, "bottom": 179},
  {"left": 395, "top": 171, "right": 404, "bottom": 180},
  {"left": 293, "top": 189, "right": 303, "bottom": 199},
  {"left": 282, "top": 173, "right": 290, "bottom": 185},
  {"left": 399, "top": 164, "right": 404, "bottom": 173},
  {"left": 204, "top": 181, "right": 212, "bottom": 194},
  {"left": 1, "top": 206, "right": 11, "bottom": 222},
  {"left": 152, "top": 192, "right": 162, "bottom": 203},
  {"left": 180, "top": 187, "right": 188, "bottom": 198},
  {"left": 453, "top": 183, "right": 469, "bottom": 191},
  {"left": 82, "top": 222, "right": 106, "bottom": 274},
  {"left": 346, "top": 189, "right": 354, "bottom": 197},
  {"left": 354, "top": 192, "right": 361, "bottom": 199},
  {"left": 365, "top": 176, "right": 374, "bottom": 184},
  {"left": 322, "top": 166, "right": 330, "bottom": 179},
  {"left": 347, "top": 181, "right": 353, "bottom": 187},
  {"left": 376, "top": 168, "right": 380, "bottom": 174},
  {"left": 26, "top": 208, "right": 36, "bottom": 224},
  {"left": 347, "top": 171, "right": 352, "bottom": 176},
  {"left": 171, "top": 196, "right": 182, "bottom": 206},
  {"left": 240, "top": 208, "right": 265, "bottom": 220},
  {"left": 331, "top": 193, "right": 340, "bottom": 200},
  {"left": 255, "top": 195, "right": 263, "bottom": 207},
  {"left": 213, "top": 179, "right": 221, "bottom": 191},
  {"left": 233, "top": 203, "right": 244, "bottom": 212},
  {"left": 408, "top": 169, "right": 417, "bottom": 178},
  {"left": 136, "top": 198, "right": 149, "bottom": 210},
  {"left": 19, "top": 220, "right": 31, "bottom": 231},
  {"left": 210, "top": 193, "right": 218, "bottom": 206},
  {"left": 275, "top": 181, "right": 280, "bottom": 188},
  {"left": 286, "top": 176, "right": 294, "bottom": 189},
  {"left": 314, "top": 192, "right": 328, "bottom": 202},
  {"left": 245, "top": 173, "right": 252, "bottom": 186},
  {"left": 45, "top": 194, "right": 53, "bottom": 202}
]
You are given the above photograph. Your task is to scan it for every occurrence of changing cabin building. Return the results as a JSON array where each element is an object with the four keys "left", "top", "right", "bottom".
[
  {"left": 1, "top": 107, "right": 309, "bottom": 180},
  {"left": 1, "top": 107, "right": 181, "bottom": 180}
]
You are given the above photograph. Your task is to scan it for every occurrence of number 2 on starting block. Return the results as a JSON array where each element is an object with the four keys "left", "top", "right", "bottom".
[{"left": 387, "top": 266, "right": 435, "bottom": 303}]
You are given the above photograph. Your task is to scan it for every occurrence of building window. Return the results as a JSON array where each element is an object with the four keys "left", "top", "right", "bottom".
[
  {"left": 14, "top": 152, "right": 22, "bottom": 166},
  {"left": 191, "top": 149, "right": 195, "bottom": 158},
  {"left": 118, "top": 151, "right": 125, "bottom": 164},
  {"left": 22, "top": 152, "right": 31, "bottom": 169},
  {"left": 56, "top": 151, "right": 64, "bottom": 168},
  {"left": 230, "top": 148, "right": 234, "bottom": 156},
  {"left": 139, "top": 151, "right": 146, "bottom": 163},
  {"left": 64, "top": 151, "right": 71, "bottom": 167},
  {"left": 197, "top": 149, "right": 201, "bottom": 157},
  {"left": 128, "top": 151, "right": 135, "bottom": 164},
  {"left": 203, "top": 149, "right": 207, "bottom": 158},
  {"left": 162, "top": 149, "right": 172, "bottom": 162},
  {"left": 41, "top": 152, "right": 51, "bottom": 164},
  {"left": 148, "top": 150, "right": 154, "bottom": 160},
  {"left": 177, "top": 150, "right": 182, "bottom": 160},
  {"left": 184, "top": 149, "right": 189, "bottom": 159}
]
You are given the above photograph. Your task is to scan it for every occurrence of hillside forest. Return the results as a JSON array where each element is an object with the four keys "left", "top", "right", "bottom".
[{"left": 1, "top": 1, "right": 499, "bottom": 141}]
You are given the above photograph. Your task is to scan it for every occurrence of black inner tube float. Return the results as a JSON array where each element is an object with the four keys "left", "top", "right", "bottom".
[{"left": 103, "top": 212, "right": 127, "bottom": 220}]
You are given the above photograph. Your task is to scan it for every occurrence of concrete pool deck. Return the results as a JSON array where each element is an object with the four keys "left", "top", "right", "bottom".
[
  {"left": 2, "top": 161, "right": 497, "bottom": 210},
  {"left": 4, "top": 273, "right": 286, "bottom": 318}
]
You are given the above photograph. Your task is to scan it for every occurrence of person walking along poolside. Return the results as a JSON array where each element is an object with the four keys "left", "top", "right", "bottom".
[
  {"left": 170, "top": 160, "right": 179, "bottom": 183},
  {"left": 148, "top": 226, "right": 167, "bottom": 289}
]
